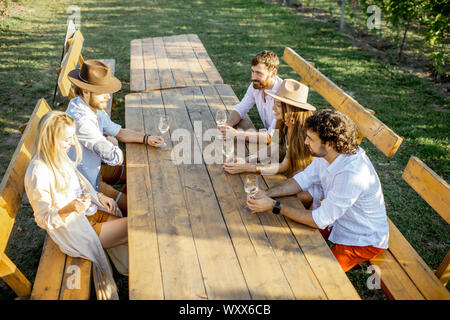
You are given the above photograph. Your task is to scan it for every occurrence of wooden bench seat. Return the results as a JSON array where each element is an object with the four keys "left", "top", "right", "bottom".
[
  {"left": 0, "top": 98, "right": 92, "bottom": 300},
  {"left": 370, "top": 157, "right": 450, "bottom": 299}
]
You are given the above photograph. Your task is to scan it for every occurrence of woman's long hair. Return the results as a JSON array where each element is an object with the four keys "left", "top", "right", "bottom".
[
  {"left": 275, "top": 102, "right": 313, "bottom": 177},
  {"left": 35, "top": 111, "right": 82, "bottom": 192}
]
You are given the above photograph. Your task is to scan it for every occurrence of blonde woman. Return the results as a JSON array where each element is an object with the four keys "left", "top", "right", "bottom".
[
  {"left": 224, "top": 79, "right": 315, "bottom": 178},
  {"left": 24, "top": 111, "right": 128, "bottom": 300}
]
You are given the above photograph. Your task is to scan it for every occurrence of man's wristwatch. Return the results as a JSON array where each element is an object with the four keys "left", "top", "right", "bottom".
[{"left": 272, "top": 201, "right": 281, "bottom": 215}]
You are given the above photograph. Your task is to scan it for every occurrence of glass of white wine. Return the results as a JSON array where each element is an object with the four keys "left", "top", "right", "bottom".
[
  {"left": 222, "top": 139, "right": 234, "bottom": 163},
  {"left": 158, "top": 115, "right": 169, "bottom": 147},
  {"left": 77, "top": 193, "right": 91, "bottom": 211},
  {"left": 244, "top": 174, "right": 259, "bottom": 214},
  {"left": 216, "top": 110, "right": 227, "bottom": 126}
]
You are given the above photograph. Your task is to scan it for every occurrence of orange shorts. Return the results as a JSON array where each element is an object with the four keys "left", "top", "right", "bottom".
[
  {"left": 319, "top": 227, "right": 384, "bottom": 272},
  {"left": 86, "top": 210, "right": 114, "bottom": 236}
]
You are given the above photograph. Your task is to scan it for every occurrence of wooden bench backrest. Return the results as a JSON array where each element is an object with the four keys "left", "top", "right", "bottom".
[
  {"left": 402, "top": 156, "right": 450, "bottom": 286},
  {"left": 0, "top": 98, "right": 52, "bottom": 296},
  {"left": 63, "top": 19, "right": 78, "bottom": 55},
  {"left": 282, "top": 47, "right": 403, "bottom": 158},
  {"left": 58, "top": 30, "right": 84, "bottom": 99}
]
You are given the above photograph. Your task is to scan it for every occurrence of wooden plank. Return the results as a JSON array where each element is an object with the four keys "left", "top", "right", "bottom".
[
  {"left": 163, "top": 35, "right": 189, "bottom": 88},
  {"left": 200, "top": 85, "right": 333, "bottom": 299},
  {"left": 59, "top": 256, "right": 92, "bottom": 300},
  {"left": 138, "top": 91, "right": 206, "bottom": 299},
  {"left": 163, "top": 87, "right": 250, "bottom": 299},
  {"left": 282, "top": 47, "right": 403, "bottom": 158},
  {"left": 30, "top": 236, "right": 67, "bottom": 300},
  {"left": 435, "top": 250, "right": 450, "bottom": 286},
  {"left": 386, "top": 218, "right": 450, "bottom": 300},
  {"left": 402, "top": 156, "right": 450, "bottom": 224},
  {"left": 153, "top": 37, "right": 175, "bottom": 90},
  {"left": 58, "top": 30, "right": 84, "bottom": 97},
  {"left": 0, "top": 99, "right": 51, "bottom": 254},
  {"left": 99, "top": 59, "right": 115, "bottom": 117},
  {"left": 125, "top": 93, "right": 164, "bottom": 300},
  {"left": 187, "top": 34, "right": 223, "bottom": 85},
  {"left": 370, "top": 250, "right": 425, "bottom": 300},
  {"left": 179, "top": 34, "right": 209, "bottom": 87},
  {"left": 0, "top": 252, "right": 32, "bottom": 297},
  {"left": 141, "top": 38, "right": 160, "bottom": 93},
  {"left": 261, "top": 174, "right": 360, "bottom": 300},
  {"left": 130, "top": 39, "right": 146, "bottom": 93}
]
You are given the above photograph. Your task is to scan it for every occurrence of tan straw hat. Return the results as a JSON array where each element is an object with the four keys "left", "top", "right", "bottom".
[
  {"left": 265, "top": 79, "right": 316, "bottom": 111},
  {"left": 68, "top": 59, "right": 121, "bottom": 94}
]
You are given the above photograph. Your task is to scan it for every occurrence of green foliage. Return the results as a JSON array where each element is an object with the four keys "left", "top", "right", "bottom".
[{"left": 359, "top": 0, "right": 448, "bottom": 74}]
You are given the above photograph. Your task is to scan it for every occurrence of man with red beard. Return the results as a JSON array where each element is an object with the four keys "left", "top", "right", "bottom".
[{"left": 218, "top": 50, "right": 282, "bottom": 145}]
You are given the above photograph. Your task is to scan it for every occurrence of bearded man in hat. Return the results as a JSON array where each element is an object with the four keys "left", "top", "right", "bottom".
[
  {"left": 247, "top": 109, "right": 389, "bottom": 272},
  {"left": 218, "top": 50, "right": 283, "bottom": 145},
  {"left": 66, "top": 59, "right": 164, "bottom": 215}
]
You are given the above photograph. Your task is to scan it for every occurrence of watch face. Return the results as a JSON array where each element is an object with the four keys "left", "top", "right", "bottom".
[{"left": 273, "top": 201, "right": 281, "bottom": 214}]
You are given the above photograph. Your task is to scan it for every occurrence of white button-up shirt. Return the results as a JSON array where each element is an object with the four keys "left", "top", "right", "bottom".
[
  {"left": 294, "top": 147, "right": 389, "bottom": 249},
  {"left": 66, "top": 97, "right": 122, "bottom": 190},
  {"left": 233, "top": 76, "right": 283, "bottom": 135}
]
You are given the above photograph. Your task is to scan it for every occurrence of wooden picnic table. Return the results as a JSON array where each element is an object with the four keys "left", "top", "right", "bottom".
[
  {"left": 130, "top": 34, "right": 223, "bottom": 92},
  {"left": 125, "top": 84, "right": 361, "bottom": 300}
]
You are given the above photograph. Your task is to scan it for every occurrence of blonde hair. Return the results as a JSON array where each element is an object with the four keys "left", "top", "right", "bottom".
[
  {"left": 35, "top": 111, "right": 82, "bottom": 192},
  {"left": 276, "top": 102, "right": 314, "bottom": 177}
]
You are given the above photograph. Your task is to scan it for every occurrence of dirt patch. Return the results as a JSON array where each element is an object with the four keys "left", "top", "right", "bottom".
[{"left": 0, "top": 1, "right": 28, "bottom": 18}]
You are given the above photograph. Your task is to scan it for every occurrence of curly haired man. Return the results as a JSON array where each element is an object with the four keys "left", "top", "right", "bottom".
[{"left": 247, "top": 109, "right": 389, "bottom": 272}]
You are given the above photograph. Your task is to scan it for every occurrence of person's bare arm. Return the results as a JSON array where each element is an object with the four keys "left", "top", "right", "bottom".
[
  {"left": 227, "top": 110, "right": 242, "bottom": 127},
  {"left": 116, "top": 128, "right": 163, "bottom": 146},
  {"left": 266, "top": 177, "right": 303, "bottom": 198}
]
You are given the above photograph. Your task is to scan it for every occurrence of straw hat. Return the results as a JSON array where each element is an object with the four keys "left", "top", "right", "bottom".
[
  {"left": 265, "top": 79, "right": 316, "bottom": 111},
  {"left": 68, "top": 59, "right": 121, "bottom": 94}
]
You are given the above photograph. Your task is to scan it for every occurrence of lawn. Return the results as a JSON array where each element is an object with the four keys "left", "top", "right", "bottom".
[{"left": 0, "top": 0, "right": 448, "bottom": 300}]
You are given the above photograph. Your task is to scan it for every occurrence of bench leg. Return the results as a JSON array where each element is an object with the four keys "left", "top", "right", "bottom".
[{"left": 0, "top": 253, "right": 32, "bottom": 298}]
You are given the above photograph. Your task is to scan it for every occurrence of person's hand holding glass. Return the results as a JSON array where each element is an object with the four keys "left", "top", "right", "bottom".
[
  {"left": 244, "top": 174, "right": 259, "bottom": 214},
  {"left": 158, "top": 115, "right": 170, "bottom": 147}
]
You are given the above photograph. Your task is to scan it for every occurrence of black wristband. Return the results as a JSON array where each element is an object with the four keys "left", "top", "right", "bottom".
[
  {"left": 143, "top": 134, "right": 147, "bottom": 144},
  {"left": 272, "top": 201, "right": 281, "bottom": 215}
]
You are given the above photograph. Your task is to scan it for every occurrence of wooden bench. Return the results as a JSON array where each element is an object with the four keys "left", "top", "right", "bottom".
[
  {"left": 369, "top": 157, "right": 450, "bottom": 299},
  {"left": 0, "top": 98, "right": 92, "bottom": 300},
  {"left": 58, "top": 28, "right": 116, "bottom": 117},
  {"left": 283, "top": 47, "right": 449, "bottom": 300}
]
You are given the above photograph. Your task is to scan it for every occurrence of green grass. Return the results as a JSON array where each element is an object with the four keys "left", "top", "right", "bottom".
[{"left": 0, "top": 0, "right": 448, "bottom": 300}]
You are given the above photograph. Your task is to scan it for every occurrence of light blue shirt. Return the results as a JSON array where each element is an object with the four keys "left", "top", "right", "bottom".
[
  {"left": 294, "top": 147, "right": 389, "bottom": 249},
  {"left": 66, "top": 97, "right": 122, "bottom": 190}
]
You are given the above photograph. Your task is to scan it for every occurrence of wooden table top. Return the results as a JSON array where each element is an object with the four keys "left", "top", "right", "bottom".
[
  {"left": 124, "top": 84, "right": 360, "bottom": 300},
  {"left": 130, "top": 34, "right": 224, "bottom": 93}
]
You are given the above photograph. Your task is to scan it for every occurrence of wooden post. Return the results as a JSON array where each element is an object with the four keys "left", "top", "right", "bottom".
[{"left": 0, "top": 253, "right": 32, "bottom": 298}]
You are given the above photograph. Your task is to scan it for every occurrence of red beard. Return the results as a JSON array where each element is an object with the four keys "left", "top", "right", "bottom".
[{"left": 252, "top": 76, "right": 270, "bottom": 89}]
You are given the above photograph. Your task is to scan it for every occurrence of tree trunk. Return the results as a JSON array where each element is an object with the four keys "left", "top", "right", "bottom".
[
  {"left": 398, "top": 22, "right": 409, "bottom": 62},
  {"left": 340, "top": 0, "right": 346, "bottom": 32}
]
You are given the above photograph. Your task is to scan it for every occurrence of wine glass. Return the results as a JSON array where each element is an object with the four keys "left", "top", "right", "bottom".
[
  {"left": 158, "top": 115, "right": 169, "bottom": 147},
  {"left": 216, "top": 110, "right": 227, "bottom": 126},
  {"left": 244, "top": 174, "right": 259, "bottom": 214},
  {"left": 222, "top": 139, "right": 234, "bottom": 163},
  {"left": 77, "top": 193, "right": 91, "bottom": 211}
]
